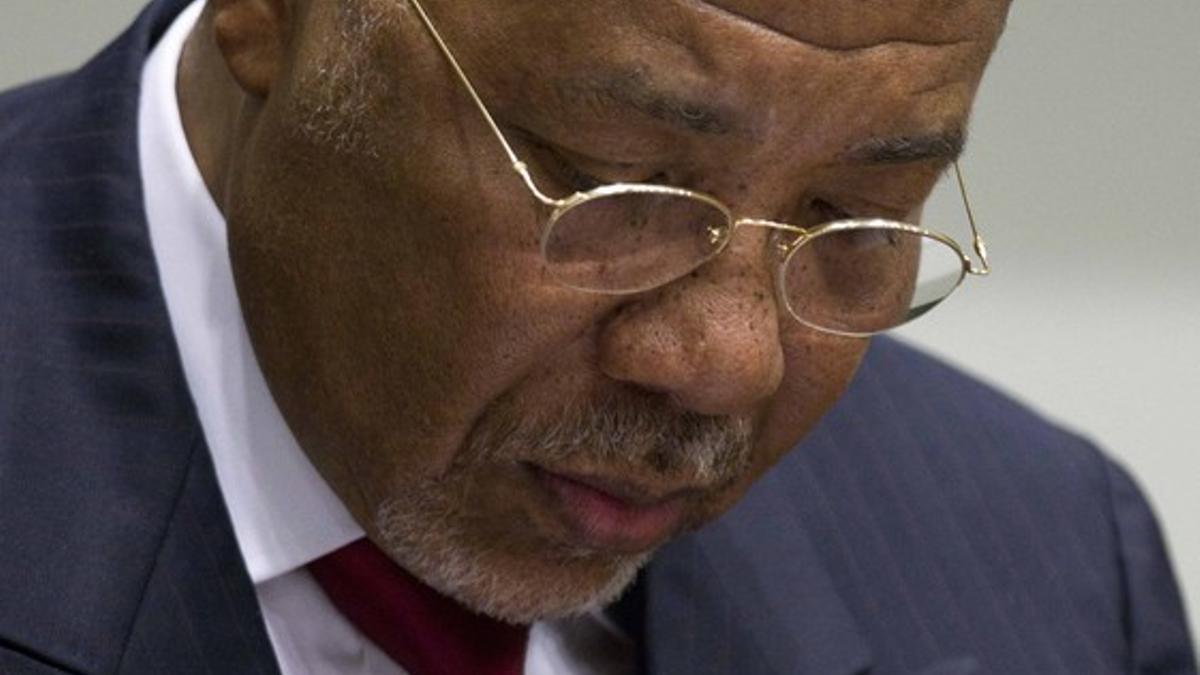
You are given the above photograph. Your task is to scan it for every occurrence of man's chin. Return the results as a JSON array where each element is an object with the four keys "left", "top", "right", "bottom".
[
  {"left": 400, "top": 543, "right": 651, "bottom": 626},
  {"left": 372, "top": 496, "right": 653, "bottom": 624}
]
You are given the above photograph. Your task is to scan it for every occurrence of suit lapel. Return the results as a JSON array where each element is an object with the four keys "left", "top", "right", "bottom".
[
  {"left": 0, "top": 1, "right": 277, "bottom": 673},
  {"left": 630, "top": 463, "right": 874, "bottom": 675},
  {"left": 118, "top": 437, "right": 282, "bottom": 675}
]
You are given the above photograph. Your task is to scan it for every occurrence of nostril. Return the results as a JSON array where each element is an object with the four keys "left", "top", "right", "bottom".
[
  {"left": 594, "top": 257, "right": 785, "bottom": 417},
  {"left": 610, "top": 382, "right": 692, "bottom": 417},
  {"left": 625, "top": 382, "right": 671, "bottom": 400}
]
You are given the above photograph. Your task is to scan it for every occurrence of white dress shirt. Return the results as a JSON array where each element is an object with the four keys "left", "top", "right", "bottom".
[{"left": 137, "top": 2, "right": 634, "bottom": 674}]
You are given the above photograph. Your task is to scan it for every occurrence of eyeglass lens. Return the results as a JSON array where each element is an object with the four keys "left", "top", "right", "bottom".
[
  {"left": 541, "top": 189, "right": 966, "bottom": 335},
  {"left": 542, "top": 189, "right": 728, "bottom": 293},
  {"left": 781, "top": 226, "right": 965, "bottom": 334}
]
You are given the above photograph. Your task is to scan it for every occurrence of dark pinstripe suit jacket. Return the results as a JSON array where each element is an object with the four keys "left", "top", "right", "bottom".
[{"left": 0, "top": 1, "right": 1195, "bottom": 673}]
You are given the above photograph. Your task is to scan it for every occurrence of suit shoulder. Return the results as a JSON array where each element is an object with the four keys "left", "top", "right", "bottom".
[
  {"left": 844, "top": 336, "right": 1109, "bottom": 478},
  {"left": 0, "top": 11, "right": 152, "bottom": 169},
  {"left": 793, "top": 336, "right": 1127, "bottom": 588},
  {"left": 776, "top": 337, "right": 1197, "bottom": 672},
  {"left": 0, "top": 75, "right": 73, "bottom": 154}
]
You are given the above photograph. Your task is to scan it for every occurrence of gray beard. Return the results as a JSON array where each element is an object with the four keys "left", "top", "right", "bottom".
[
  {"left": 374, "top": 491, "right": 651, "bottom": 624},
  {"left": 373, "top": 389, "right": 753, "bottom": 623}
]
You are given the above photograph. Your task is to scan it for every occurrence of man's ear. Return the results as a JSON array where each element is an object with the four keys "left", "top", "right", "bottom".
[{"left": 210, "top": 0, "right": 290, "bottom": 97}]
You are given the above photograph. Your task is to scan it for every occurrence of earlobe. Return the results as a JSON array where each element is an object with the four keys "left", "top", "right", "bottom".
[{"left": 210, "top": 0, "right": 289, "bottom": 97}]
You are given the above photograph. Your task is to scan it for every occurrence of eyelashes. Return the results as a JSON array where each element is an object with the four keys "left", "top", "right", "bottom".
[
  {"left": 519, "top": 132, "right": 665, "bottom": 192},
  {"left": 811, "top": 198, "right": 853, "bottom": 222},
  {"left": 540, "top": 147, "right": 872, "bottom": 223},
  {"left": 518, "top": 130, "right": 910, "bottom": 223},
  {"left": 540, "top": 147, "right": 606, "bottom": 191}
]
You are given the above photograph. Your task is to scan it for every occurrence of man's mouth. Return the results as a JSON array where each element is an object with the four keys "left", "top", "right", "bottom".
[{"left": 526, "top": 463, "right": 697, "bottom": 553}]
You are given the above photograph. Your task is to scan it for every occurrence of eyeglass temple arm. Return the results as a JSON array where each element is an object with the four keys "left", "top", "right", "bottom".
[
  {"left": 954, "top": 161, "right": 991, "bottom": 276},
  {"left": 411, "top": 0, "right": 996, "bottom": 274},
  {"left": 407, "top": 0, "right": 559, "bottom": 206}
]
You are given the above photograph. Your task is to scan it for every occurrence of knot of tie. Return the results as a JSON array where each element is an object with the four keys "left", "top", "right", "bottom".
[{"left": 309, "top": 539, "right": 529, "bottom": 675}]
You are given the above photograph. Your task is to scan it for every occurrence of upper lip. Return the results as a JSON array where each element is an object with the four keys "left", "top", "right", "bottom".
[{"left": 529, "top": 463, "right": 706, "bottom": 507}]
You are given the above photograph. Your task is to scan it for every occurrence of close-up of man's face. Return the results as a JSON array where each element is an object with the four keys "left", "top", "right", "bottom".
[{"left": 192, "top": 0, "right": 1011, "bottom": 624}]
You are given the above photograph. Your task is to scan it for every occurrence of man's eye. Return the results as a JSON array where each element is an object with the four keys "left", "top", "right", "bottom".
[
  {"left": 524, "top": 135, "right": 663, "bottom": 193},
  {"left": 812, "top": 197, "right": 907, "bottom": 223},
  {"left": 541, "top": 149, "right": 606, "bottom": 192},
  {"left": 812, "top": 198, "right": 855, "bottom": 223}
]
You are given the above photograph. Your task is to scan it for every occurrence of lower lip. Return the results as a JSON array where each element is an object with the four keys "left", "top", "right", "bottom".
[{"left": 532, "top": 467, "right": 688, "bottom": 553}]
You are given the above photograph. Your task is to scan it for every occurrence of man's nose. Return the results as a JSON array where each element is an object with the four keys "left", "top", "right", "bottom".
[{"left": 594, "top": 236, "right": 785, "bottom": 417}]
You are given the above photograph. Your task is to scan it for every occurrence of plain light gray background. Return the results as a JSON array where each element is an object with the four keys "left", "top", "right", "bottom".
[{"left": 3, "top": 0, "right": 1197, "bottom": 642}]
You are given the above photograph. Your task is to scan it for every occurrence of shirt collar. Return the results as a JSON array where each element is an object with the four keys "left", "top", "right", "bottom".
[{"left": 138, "top": 0, "right": 363, "bottom": 585}]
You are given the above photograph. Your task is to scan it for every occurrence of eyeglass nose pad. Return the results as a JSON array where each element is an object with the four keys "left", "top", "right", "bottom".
[
  {"left": 706, "top": 224, "right": 727, "bottom": 248},
  {"left": 729, "top": 218, "right": 807, "bottom": 262}
]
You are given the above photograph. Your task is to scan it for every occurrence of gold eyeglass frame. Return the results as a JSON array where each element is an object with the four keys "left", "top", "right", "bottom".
[{"left": 408, "top": 0, "right": 992, "bottom": 338}]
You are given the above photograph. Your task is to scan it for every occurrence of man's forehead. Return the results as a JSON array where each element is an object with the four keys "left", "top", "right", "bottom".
[
  {"left": 450, "top": 0, "right": 1008, "bottom": 79},
  {"left": 411, "top": 0, "right": 1013, "bottom": 174},
  {"left": 676, "top": 0, "right": 1009, "bottom": 49},
  {"left": 466, "top": 0, "right": 1004, "bottom": 154}
]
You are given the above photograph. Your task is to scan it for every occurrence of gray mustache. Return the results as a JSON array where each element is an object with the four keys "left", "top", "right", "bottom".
[{"left": 466, "top": 390, "right": 754, "bottom": 484}]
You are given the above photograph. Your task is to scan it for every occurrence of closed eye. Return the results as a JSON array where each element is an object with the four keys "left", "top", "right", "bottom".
[
  {"left": 811, "top": 197, "right": 911, "bottom": 224},
  {"left": 517, "top": 131, "right": 667, "bottom": 193},
  {"left": 812, "top": 198, "right": 854, "bottom": 223},
  {"left": 539, "top": 146, "right": 607, "bottom": 191}
]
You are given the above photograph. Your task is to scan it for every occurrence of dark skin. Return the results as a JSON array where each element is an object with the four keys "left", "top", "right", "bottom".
[{"left": 180, "top": 0, "right": 1010, "bottom": 620}]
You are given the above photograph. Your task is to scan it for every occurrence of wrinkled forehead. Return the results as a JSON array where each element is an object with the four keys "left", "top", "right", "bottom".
[
  {"left": 692, "top": 0, "right": 1010, "bottom": 48},
  {"left": 466, "top": 0, "right": 1012, "bottom": 72},
  {"left": 424, "top": 0, "right": 1010, "bottom": 160}
]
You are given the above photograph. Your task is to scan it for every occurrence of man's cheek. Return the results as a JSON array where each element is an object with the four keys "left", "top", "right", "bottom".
[
  {"left": 752, "top": 333, "right": 868, "bottom": 453},
  {"left": 693, "top": 371, "right": 851, "bottom": 520}
]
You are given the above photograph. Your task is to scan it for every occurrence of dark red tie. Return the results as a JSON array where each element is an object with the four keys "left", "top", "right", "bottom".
[{"left": 308, "top": 539, "right": 529, "bottom": 675}]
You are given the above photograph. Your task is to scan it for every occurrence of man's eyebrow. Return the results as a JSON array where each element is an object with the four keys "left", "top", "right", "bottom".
[
  {"left": 552, "top": 72, "right": 966, "bottom": 163},
  {"left": 554, "top": 71, "right": 736, "bottom": 136},
  {"left": 842, "top": 129, "right": 966, "bottom": 165}
]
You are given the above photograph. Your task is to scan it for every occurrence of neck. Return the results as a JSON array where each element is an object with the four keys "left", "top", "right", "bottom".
[{"left": 176, "top": 8, "right": 249, "bottom": 213}]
